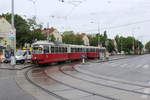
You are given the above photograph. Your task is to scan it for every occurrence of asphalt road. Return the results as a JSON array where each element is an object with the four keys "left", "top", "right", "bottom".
[
  {"left": 79, "top": 54, "right": 150, "bottom": 83},
  {"left": 0, "top": 67, "right": 37, "bottom": 100},
  {"left": 10, "top": 54, "right": 150, "bottom": 100},
  {"left": 43, "top": 54, "right": 150, "bottom": 100}
]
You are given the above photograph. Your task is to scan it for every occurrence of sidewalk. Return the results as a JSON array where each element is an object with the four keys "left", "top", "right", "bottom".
[{"left": 0, "top": 63, "right": 32, "bottom": 70}]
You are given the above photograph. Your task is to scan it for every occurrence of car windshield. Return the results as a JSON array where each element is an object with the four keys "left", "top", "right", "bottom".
[{"left": 16, "top": 51, "right": 25, "bottom": 56}]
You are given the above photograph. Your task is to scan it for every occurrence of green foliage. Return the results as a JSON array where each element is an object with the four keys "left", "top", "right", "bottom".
[
  {"left": 63, "top": 31, "right": 74, "bottom": 35},
  {"left": 27, "top": 29, "right": 47, "bottom": 43},
  {"left": 115, "top": 35, "right": 143, "bottom": 54},
  {"left": 27, "top": 17, "right": 43, "bottom": 30},
  {"left": 75, "top": 34, "right": 84, "bottom": 45},
  {"left": 49, "top": 34, "right": 56, "bottom": 42},
  {"left": 62, "top": 32, "right": 84, "bottom": 45},
  {"left": 1, "top": 13, "right": 45, "bottom": 47},
  {"left": 2, "top": 13, "right": 30, "bottom": 47},
  {"left": 145, "top": 41, "right": 150, "bottom": 53},
  {"left": 88, "top": 35, "right": 98, "bottom": 46},
  {"left": 88, "top": 31, "right": 108, "bottom": 47},
  {"left": 106, "top": 39, "right": 115, "bottom": 53}
]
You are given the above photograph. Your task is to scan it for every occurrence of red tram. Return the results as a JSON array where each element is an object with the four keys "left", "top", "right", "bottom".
[{"left": 31, "top": 41, "right": 105, "bottom": 64}]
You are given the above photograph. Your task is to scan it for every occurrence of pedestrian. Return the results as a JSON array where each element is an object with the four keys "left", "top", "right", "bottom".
[
  {"left": 24, "top": 51, "right": 28, "bottom": 66},
  {"left": 105, "top": 52, "right": 109, "bottom": 61}
]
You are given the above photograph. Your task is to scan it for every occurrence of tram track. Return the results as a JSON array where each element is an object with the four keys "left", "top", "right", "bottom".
[
  {"left": 59, "top": 65, "right": 150, "bottom": 96},
  {"left": 45, "top": 74, "right": 117, "bottom": 100},
  {"left": 72, "top": 64, "right": 150, "bottom": 88},
  {"left": 44, "top": 64, "right": 117, "bottom": 100},
  {"left": 25, "top": 67, "right": 69, "bottom": 100},
  {"left": 24, "top": 59, "right": 150, "bottom": 100},
  {"left": 25, "top": 64, "right": 116, "bottom": 100}
]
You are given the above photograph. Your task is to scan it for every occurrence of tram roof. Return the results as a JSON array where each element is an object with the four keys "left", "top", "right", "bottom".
[{"left": 32, "top": 41, "right": 105, "bottom": 50}]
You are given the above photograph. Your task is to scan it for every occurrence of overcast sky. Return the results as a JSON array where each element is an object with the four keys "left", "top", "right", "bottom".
[{"left": 0, "top": 0, "right": 150, "bottom": 44}]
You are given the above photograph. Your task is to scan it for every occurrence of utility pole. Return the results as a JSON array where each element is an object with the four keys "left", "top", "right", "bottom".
[
  {"left": 132, "top": 33, "right": 135, "bottom": 54},
  {"left": 11, "top": 0, "right": 16, "bottom": 53},
  {"left": 47, "top": 22, "right": 50, "bottom": 41},
  {"left": 11, "top": 0, "right": 14, "bottom": 27},
  {"left": 97, "top": 22, "right": 100, "bottom": 47},
  {"left": 11, "top": 0, "right": 16, "bottom": 65},
  {"left": 120, "top": 37, "right": 122, "bottom": 54},
  {"left": 131, "top": 28, "right": 135, "bottom": 54}
]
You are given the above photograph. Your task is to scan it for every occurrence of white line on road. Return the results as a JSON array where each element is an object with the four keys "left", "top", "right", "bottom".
[{"left": 143, "top": 65, "right": 149, "bottom": 69}]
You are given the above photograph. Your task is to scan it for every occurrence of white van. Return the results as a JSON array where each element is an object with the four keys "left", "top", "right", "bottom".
[{"left": 16, "top": 50, "right": 31, "bottom": 64}]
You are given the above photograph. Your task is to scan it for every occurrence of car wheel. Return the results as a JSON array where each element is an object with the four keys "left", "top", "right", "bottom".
[{"left": 20, "top": 60, "right": 25, "bottom": 64}]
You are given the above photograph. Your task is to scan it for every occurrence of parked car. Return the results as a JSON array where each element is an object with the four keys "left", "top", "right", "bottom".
[{"left": 16, "top": 50, "right": 31, "bottom": 64}]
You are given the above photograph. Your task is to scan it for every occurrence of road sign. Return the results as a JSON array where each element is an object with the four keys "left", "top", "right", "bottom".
[{"left": 8, "top": 36, "right": 14, "bottom": 40}]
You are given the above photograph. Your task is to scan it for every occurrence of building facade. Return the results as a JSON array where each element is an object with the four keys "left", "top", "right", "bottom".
[
  {"left": 0, "top": 16, "right": 15, "bottom": 49},
  {"left": 80, "top": 33, "right": 90, "bottom": 46},
  {"left": 42, "top": 27, "right": 62, "bottom": 43}
]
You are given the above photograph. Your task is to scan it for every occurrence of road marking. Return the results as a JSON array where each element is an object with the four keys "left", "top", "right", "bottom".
[
  {"left": 143, "top": 65, "right": 149, "bottom": 69},
  {"left": 141, "top": 88, "right": 150, "bottom": 99},
  {"left": 120, "top": 64, "right": 127, "bottom": 68},
  {"left": 135, "top": 64, "right": 142, "bottom": 68}
]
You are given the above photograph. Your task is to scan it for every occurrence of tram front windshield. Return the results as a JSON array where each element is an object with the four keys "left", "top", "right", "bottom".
[{"left": 33, "top": 46, "right": 43, "bottom": 54}]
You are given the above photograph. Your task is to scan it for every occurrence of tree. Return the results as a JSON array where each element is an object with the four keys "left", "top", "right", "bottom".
[
  {"left": 115, "top": 35, "right": 143, "bottom": 54},
  {"left": 49, "top": 34, "right": 56, "bottom": 42},
  {"left": 145, "top": 41, "right": 150, "bottom": 53},
  {"left": 27, "top": 16, "right": 43, "bottom": 30},
  {"left": 2, "top": 13, "right": 30, "bottom": 47},
  {"left": 88, "top": 35, "right": 98, "bottom": 46},
  {"left": 27, "top": 29, "right": 47, "bottom": 44},
  {"left": 62, "top": 32, "right": 75, "bottom": 44},
  {"left": 134, "top": 40, "right": 143, "bottom": 54},
  {"left": 62, "top": 32, "right": 84, "bottom": 45},
  {"left": 75, "top": 34, "right": 84, "bottom": 45},
  {"left": 106, "top": 39, "right": 115, "bottom": 53}
]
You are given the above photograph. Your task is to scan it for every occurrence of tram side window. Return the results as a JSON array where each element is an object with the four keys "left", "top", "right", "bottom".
[
  {"left": 71, "top": 48, "right": 76, "bottom": 53},
  {"left": 74, "top": 48, "right": 77, "bottom": 53},
  {"left": 61, "top": 47, "right": 64, "bottom": 53},
  {"left": 62, "top": 47, "right": 67, "bottom": 53},
  {"left": 87, "top": 48, "right": 90, "bottom": 52},
  {"left": 83, "top": 48, "right": 85, "bottom": 53},
  {"left": 92, "top": 48, "right": 95, "bottom": 52},
  {"left": 90, "top": 48, "right": 92, "bottom": 52},
  {"left": 44, "top": 46, "right": 49, "bottom": 54},
  {"left": 82, "top": 48, "right": 85, "bottom": 53},
  {"left": 86, "top": 48, "right": 88, "bottom": 52},
  {"left": 93, "top": 49, "right": 95, "bottom": 52},
  {"left": 71, "top": 48, "right": 73, "bottom": 53},
  {"left": 79, "top": 48, "right": 81, "bottom": 52},
  {"left": 58, "top": 47, "right": 61, "bottom": 53},
  {"left": 64, "top": 47, "right": 67, "bottom": 53},
  {"left": 55, "top": 47, "right": 59, "bottom": 53},
  {"left": 79, "top": 48, "right": 83, "bottom": 53},
  {"left": 51, "top": 47, "right": 54, "bottom": 53}
]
